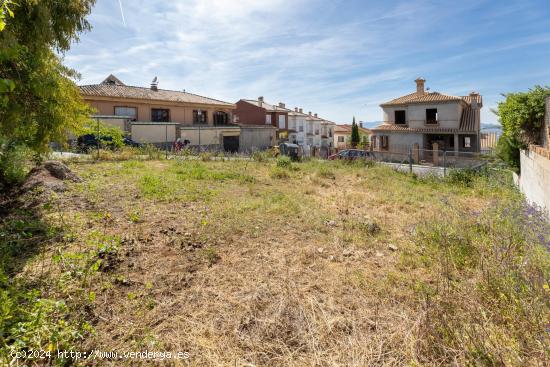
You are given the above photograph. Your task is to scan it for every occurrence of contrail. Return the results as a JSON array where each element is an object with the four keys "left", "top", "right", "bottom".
[{"left": 118, "top": 0, "right": 126, "bottom": 26}]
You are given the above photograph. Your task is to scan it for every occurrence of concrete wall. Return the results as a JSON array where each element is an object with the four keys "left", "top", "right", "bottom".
[
  {"left": 99, "top": 117, "right": 127, "bottom": 132},
  {"left": 518, "top": 149, "right": 550, "bottom": 217},
  {"left": 131, "top": 124, "right": 177, "bottom": 144},
  {"left": 382, "top": 102, "right": 462, "bottom": 129},
  {"left": 385, "top": 132, "right": 423, "bottom": 152},
  {"left": 180, "top": 126, "right": 240, "bottom": 147},
  {"left": 239, "top": 126, "right": 276, "bottom": 152}
]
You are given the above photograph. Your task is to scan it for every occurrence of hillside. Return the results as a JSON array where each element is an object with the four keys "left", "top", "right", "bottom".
[{"left": 1, "top": 158, "right": 548, "bottom": 366}]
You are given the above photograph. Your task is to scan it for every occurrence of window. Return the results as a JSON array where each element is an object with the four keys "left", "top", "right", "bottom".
[
  {"left": 395, "top": 110, "right": 406, "bottom": 124},
  {"left": 278, "top": 115, "right": 285, "bottom": 129},
  {"left": 338, "top": 136, "right": 345, "bottom": 143},
  {"left": 213, "top": 111, "right": 229, "bottom": 125},
  {"left": 298, "top": 123, "right": 304, "bottom": 132},
  {"left": 193, "top": 110, "right": 207, "bottom": 124},
  {"left": 449, "top": 136, "right": 454, "bottom": 148},
  {"left": 114, "top": 106, "right": 137, "bottom": 120},
  {"left": 266, "top": 114, "right": 272, "bottom": 125},
  {"left": 152, "top": 108, "right": 169, "bottom": 122},
  {"left": 426, "top": 109, "right": 438, "bottom": 124},
  {"left": 463, "top": 136, "right": 471, "bottom": 148}
]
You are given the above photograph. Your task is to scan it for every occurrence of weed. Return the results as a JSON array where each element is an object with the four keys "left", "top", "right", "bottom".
[
  {"left": 270, "top": 167, "right": 290, "bottom": 179},
  {"left": 201, "top": 246, "right": 221, "bottom": 267},
  {"left": 317, "top": 165, "right": 336, "bottom": 179},
  {"left": 276, "top": 155, "right": 292, "bottom": 168}
]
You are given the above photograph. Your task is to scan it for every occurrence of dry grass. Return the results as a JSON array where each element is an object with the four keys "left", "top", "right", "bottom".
[{"left": 13, "top": 158, "right": 547, "bottom": 366}]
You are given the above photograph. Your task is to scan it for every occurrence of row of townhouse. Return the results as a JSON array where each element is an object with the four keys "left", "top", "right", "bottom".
[
  {"left": 80, "top": 75, "right": 484, "bottom": 156},
  {"left": 80, "top": 75, "right": 335, "bottom": 155},
  {"left": 234, "top": 98, "right": 336, "bottom": 157}
]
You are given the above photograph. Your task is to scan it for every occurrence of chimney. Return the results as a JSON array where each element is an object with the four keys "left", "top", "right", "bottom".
[
  {"left": 415, "top": 77, "right": 425, "bottom": 95},
  {"left": 469, "top": 91, "right": 479, "bottom": 110},
  {"left": 258, "top": 96, "right": 264, "bottom": 106},
  {"left": 295, "top": 107, "right": 298, "bottom": 112},
  {"left": 150, "top": 76, "right": 158, "bottom": 91},
  {"left": 278, "top": 102, "right": 285, "bottom": 108},
  {"left": 359, "top": 122, "right": 363, "bottom": 128},
  {"left": 299, "top": 108, "right": 303, "bottom": 113},
  {"left": 314, "top": 113, "right": 318, "bottom": 118},
  {"left": 308, "top": 111, "right": 312, "bottom": 115}
]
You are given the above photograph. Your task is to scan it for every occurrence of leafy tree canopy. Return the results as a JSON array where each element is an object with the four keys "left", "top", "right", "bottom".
[
  {"left": 0, "top": 0, "right": 96, "bottom": 154},
  {"left": 494, "top": 85, "right": 550, "bottom": 145}
]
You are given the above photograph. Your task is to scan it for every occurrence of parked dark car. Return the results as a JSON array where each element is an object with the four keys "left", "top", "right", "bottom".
[
  {"left": 123, "top": 137, "right": 141, "bottom": 147},
  {"left": 77, "top": 134, "right": 114, "bottom": 152},
  {"left": 328, "top": 149, "right": 371, "bottom": 160}
]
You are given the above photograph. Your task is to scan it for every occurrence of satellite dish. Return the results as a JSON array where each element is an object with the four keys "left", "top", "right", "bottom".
[{"left": 152, "top": 76, "right": 158, "bottom": 84}]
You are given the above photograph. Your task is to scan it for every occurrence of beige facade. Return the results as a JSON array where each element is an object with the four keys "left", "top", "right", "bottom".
[{"left": 86, "top": 96, "right": 234, "bottom": 127}]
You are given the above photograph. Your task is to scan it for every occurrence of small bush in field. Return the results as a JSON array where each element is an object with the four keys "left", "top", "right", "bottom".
[
  {"left": 200, "top": 152, "right": 213, "bottom": 162},
  {"left": 276, "top": 156, "right": 292, "bottom": 168}
]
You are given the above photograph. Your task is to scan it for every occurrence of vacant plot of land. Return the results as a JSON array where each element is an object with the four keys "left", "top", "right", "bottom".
[{"left": 2, "top": 158, "right": 549, "bottom": 366}]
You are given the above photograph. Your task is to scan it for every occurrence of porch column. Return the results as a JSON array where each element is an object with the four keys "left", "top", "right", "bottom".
[{"left": 454, "top": 134, "right": 459, "bottom": 156}]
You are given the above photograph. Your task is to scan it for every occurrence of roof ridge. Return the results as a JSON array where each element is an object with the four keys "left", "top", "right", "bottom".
[{"left": 80, "top": 83, "right": 233, "bottom": 105}]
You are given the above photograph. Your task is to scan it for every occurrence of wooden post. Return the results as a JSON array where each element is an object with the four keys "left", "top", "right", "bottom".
[
  {"left": 412, "top": 143, "right": 419, "bottom": 163},
  {"left": 432, "top": 143, "right": 439, "bottom": 166}
]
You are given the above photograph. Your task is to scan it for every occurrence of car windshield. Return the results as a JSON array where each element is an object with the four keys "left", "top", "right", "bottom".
[{"left": 339, "top": 151, "right": 349, "bottom": 157}]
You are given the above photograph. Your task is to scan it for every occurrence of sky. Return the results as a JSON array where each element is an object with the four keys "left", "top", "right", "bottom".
[{"left": 64, "top": 0, "right": 550, "bottom": 125}]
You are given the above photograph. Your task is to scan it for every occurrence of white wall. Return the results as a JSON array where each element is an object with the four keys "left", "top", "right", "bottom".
[{"left": 518, "top": 149, "right": 550, "bottom": 217}]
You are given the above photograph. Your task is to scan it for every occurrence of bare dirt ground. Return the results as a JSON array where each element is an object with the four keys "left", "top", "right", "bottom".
[{"left": 11, "top": 158, "right": 547, "bottom": 366}]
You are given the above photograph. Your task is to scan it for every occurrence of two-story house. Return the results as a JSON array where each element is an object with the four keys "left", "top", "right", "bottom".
[
  {"left": 370, "top": 78, "right": 482, "bottom": 153},
  {"left": 287, "top": 108, "right": 335, "bottom": 156},
  {"left": 80, "top": 74, "right": 244, "bottom": 150},
  {"left": 234, "top": 97, "right": 289, "bottom": 141}
]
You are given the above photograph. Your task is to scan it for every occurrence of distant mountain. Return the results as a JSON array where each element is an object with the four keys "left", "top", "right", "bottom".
[
  {"left": 358, "top": 121, "right": 383, "bottom": 129},
  {"left": 481, "top": 123, "right": 502, "bottom": 131}
]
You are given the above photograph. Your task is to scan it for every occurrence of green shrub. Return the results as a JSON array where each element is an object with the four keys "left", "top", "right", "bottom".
[
  {"left": 0, "top": 139, "right": 32, "bottom": 188},
  {"left": 276, "top": 155, "right": 292, "bottom": 168},
  {"left": 496, "top": 135, "right": 524, "bottom": 172}
]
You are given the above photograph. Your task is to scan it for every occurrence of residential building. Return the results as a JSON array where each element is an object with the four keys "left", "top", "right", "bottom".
[
  {"left": 80, "top": 75, "right": 275, "bottom": 152},
  {"left": 370, "top": 78, "right": 482, "bottom": 153},
  {"left": 234, "top": 98, "right": 289, "bottom": 140},
  {"left": 235, "top": 97, "right": 335, "bottom": 156},
  {"left": 333, "top": 124, "right": 371, "bottom": 149}
]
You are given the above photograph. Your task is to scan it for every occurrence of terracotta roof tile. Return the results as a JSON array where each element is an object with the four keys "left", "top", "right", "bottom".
[
  {"left": 334, "top": 124, "right": 371, "bottom": 134},
  {"left": 80, "top": 77, "right": 233, "bottom": 107},
  {"left": 381, "top": 91, "right": 483, "bottom": 107}
]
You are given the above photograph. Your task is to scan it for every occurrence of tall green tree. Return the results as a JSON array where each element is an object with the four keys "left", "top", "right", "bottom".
[
  {"left": 0, "top": 0, "right": 95, "bottom": 186},
  {"left": 493, "top": 86, "right": 550, "bottom": 170},
  {"left": 350, "top": 116, "right": 360, "bottom": 148}
]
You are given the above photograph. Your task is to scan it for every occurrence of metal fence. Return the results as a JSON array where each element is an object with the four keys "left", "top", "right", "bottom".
[{"left": 369, "top": 147, "right": 487, "bottom": 176}]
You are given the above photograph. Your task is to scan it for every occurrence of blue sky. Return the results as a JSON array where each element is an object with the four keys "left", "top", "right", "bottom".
[{"left": 64, "top": 0, "right": 550, "bottom": 124}]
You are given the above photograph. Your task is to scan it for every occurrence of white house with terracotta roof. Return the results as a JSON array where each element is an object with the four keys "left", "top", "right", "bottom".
[{"left": 370, "top": 78, "right": 482, "bottom": 154}]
